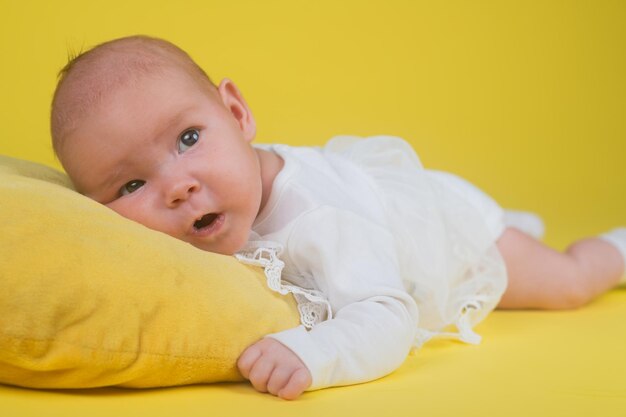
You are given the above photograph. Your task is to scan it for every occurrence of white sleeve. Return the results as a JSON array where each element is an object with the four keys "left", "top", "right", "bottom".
[{"left": 265, "top": 206, "right": 419, "bottom": 390}]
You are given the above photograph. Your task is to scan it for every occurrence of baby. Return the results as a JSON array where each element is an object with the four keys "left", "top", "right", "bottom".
[{"left": 50, "top": 35, "right": 626, "bottom": 400}]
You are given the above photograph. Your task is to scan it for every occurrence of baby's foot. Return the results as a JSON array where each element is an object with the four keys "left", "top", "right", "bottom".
[{"left": 599, "top": 228, "right": 626, "bottom": 285}]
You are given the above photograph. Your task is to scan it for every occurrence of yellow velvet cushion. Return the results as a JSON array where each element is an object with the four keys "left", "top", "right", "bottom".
[{"left": 0, "top": 155, "right": 300, "bottom": 389}]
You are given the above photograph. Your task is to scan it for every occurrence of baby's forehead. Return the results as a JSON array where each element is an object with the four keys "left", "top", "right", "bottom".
[
  {"left": 58, "top": 46, "right": 187, "bottom": 114},
  {"left": 51, "top": 37, "right": 213, "bottom": 152}
]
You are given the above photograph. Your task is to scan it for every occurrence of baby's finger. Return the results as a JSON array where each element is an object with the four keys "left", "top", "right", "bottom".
[
  {"left": 236, "top": 345, "right": 262, "bottom": 379},
  {"left": 248, "top": 358, "right": 275, "bottom": 393},
  {"left": 265, "top": 367, "right": 292, "bottom": 396},
  {"left": 278, "top": 368, "right": 312, "bottom": 400}
]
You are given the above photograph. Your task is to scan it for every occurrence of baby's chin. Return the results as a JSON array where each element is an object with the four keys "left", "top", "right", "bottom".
[{"left": 192, "top": 235, "right": 248, "bottom": 256}]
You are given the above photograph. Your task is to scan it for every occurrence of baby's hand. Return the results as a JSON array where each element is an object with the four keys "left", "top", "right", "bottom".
[{"left": 237, "top": 338, "right": 312, "bottom": 400}]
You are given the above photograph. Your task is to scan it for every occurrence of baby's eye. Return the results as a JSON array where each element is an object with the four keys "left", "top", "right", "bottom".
[
  {"left": 120, "top": 179, "right": 145, "bottom": 196},
  {"left": 177, "top": 128, "right": 200, "bottom": 153}
]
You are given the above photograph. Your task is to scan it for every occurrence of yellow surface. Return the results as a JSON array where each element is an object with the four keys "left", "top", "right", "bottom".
[
  {"left": 2, "top": 291, "right": 625, "bottom": 416},
  {"left": 1, "top": 0, "right": 625, "bottom": 251},
  {"left": 1, "top": 0, "right": 625, "bottom": 415}
]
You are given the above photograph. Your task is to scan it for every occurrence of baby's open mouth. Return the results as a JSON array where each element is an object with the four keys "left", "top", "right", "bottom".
[{"left": 193, "top": 213, "right": 219, "bottom": 230}]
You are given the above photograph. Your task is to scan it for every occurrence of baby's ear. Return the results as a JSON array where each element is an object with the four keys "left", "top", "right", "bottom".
[{"left": 217, "top": 79, "right": 256, "bottom": 142}]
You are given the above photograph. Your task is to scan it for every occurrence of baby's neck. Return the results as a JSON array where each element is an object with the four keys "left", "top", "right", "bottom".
[{"left": 255, "top": 148, "right": 284, "bottom": 214}]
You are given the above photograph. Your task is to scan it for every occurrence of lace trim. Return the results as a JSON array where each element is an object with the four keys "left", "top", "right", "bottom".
[
  {"left": 413, "top": 297, "right": 490, "bottom": 347},
  {"left": 235, "top": 241, "right": 332, "bottom": 329},
  {"left": 236, "top": 241, "right": 487, "bottom": 343}
]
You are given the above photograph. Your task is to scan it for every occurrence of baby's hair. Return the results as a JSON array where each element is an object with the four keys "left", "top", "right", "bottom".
[{"left": 50, "top": 35, "right": 214, "bottom": 158}]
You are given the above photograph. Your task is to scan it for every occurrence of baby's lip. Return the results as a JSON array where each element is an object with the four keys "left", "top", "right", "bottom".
[
  {"left": 189, "top": 212, "right": 224, "bottom": 237},
  {"left": 193, "top": 213, "right": 218, "bottom": 229}
]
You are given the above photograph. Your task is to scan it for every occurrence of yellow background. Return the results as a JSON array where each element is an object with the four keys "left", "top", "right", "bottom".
[
  {"left": 1, "top": 0, "right": 625, "bottom": 248},
  {"left": 1, "top": 1, "right": 625, "bottom": 415}
]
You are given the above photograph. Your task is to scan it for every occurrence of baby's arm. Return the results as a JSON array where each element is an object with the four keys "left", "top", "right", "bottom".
[
  {"left": 237, "top": 338, "right": 311, "bottom": 400},
  {"left": 262, "top": 206, "right": 419, "bottom": 391}
]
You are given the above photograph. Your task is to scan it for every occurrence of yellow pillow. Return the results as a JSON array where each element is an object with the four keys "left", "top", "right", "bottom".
[{"left": 0, "top": 155, "right": 300, "bottom": 389}]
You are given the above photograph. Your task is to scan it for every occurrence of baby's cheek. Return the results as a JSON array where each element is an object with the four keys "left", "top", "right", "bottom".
[{"left": 107, "top": 198, "right": 168, "bottom": 233}]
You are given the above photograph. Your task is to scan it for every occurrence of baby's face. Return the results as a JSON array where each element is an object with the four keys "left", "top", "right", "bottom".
[{"left": 60, "top": 71, "right": 262, "bottom": 255}]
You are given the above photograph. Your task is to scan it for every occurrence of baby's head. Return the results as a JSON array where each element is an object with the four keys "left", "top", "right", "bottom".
[{"left": 51, "top": 35, "right": 262, "bottom": 255}]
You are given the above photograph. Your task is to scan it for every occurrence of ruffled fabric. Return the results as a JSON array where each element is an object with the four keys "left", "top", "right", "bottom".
[
  {"left": 323, "top": 135, "right": 509, "bottom": 347},
  {"left": 235, "top": 241, "right": 332, "bottom": 329},
  {"left": 239, "top": 136, "right": 511, "bottom": 347}
]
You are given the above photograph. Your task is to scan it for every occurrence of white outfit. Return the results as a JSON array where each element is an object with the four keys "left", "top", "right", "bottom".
[{"left": 236, "top": 136, "right": 512, "bottom": 391}]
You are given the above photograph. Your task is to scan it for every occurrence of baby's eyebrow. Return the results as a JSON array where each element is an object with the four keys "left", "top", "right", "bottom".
[
  {"left": 87, "top": 165, "right": 124, "bottom": 199},
  {"left": 151, "top": 106, "right": 195, "bottom": 142}
]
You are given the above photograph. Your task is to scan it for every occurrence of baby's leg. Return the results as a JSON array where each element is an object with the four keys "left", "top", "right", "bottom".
[{"left": 496, "top": 227, "right": 625, "bottom": 310}]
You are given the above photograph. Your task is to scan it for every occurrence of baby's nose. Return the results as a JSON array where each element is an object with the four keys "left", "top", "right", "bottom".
[{"left": 165, "top": 178, "right": 200, "bottom": 207}]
